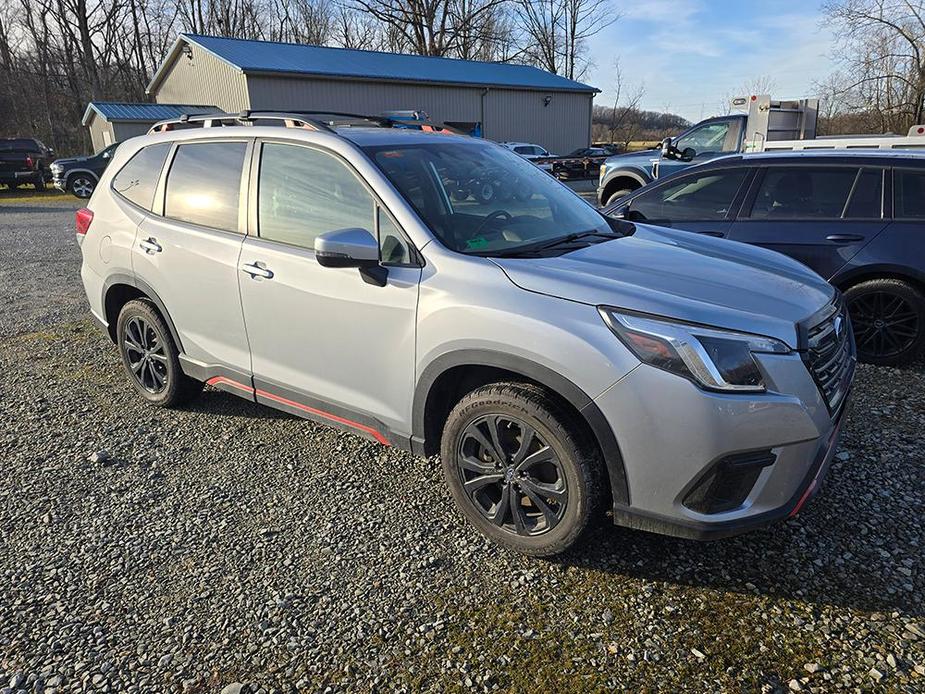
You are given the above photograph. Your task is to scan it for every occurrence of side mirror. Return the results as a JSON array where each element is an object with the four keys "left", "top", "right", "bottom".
[
  {"left": 611, "top": 203, "right": 629, "bottom": 219},
  {"left": 680, "top": 147, "right": 696, "bottom": 162},
  {"left": 315, "top": 227, "right": 387, "bottom": 286},
  {"left": 660, "top": 137, "right": 673, "bottom": 156}
]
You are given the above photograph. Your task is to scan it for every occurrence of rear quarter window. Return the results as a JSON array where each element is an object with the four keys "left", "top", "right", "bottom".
[
  {"left": 894, "top": 169, "right": 925, "bottom": 218},
  {"left": 112, "top": 143, "right": 171, "bottom": 210}
]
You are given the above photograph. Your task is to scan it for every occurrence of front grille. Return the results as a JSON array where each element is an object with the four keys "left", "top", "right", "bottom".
[{"left": 806, "top": 299, "right": 855, "bottom": 414}]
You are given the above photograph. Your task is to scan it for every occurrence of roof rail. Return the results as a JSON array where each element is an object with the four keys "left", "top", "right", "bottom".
[
  {"left": 147, "top": 109, "right": 466, "bottom": 136},
  {"left": 147, "top": 111, "right": 336, "bottom": 134}
]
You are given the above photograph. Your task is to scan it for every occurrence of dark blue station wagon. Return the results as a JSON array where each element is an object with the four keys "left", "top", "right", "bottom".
[{"left": 605, "top": 151, "right": 925, "bottom": 366}]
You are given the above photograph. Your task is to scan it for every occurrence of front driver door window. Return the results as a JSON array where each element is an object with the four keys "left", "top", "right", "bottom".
[
  {"left": 626, "top": 168, "right": 748, "bottom": 237},
  {"left": 237, "top": 141, "right": 421, "bottom": 438}
]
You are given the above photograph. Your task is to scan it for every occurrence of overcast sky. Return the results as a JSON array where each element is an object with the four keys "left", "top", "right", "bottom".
[{"left": 584, "top": 0, "right": 837, "bottom": 122}]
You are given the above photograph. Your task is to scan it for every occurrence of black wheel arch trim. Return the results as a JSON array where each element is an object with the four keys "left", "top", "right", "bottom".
[
  {"left": 602, "top": 167, "right": 651, "bottom": 189},
  {"left": 101, "top": 273, "right": 185, "bottom": 354},
  {"left": 412, "top": 349, "right": 630, "bottom": 506},
  {"left": 832, "top": 263, "right": 925, "bottom": 292}
]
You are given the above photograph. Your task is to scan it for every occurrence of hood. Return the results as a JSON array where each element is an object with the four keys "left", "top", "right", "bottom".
[
  {"left": 492, "top": 225, "right": 835, "bottom": 349},
  {"left": 51, "top": 156, "right": 88, "bottom": 167},
  {"left": 603, "top": 149, "right": 658, "bottom": 166}
]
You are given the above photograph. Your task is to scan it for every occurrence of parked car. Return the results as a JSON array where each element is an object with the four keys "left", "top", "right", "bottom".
[
  {"left": 553, "top": 147, "right": 611, "bottom": 179},
  {"left": 500, "top": 142, "right": 554, "bottom": 172},
  {"left": 0, "top": 137, "right": 53, "bottom": 191},
  {"left": 603, "top": 150, "right": 925, "bottom": 366},
  {"left": 51, "top": 142, "right": 120, "bottom": 198},
  {"left": 77, "top": 113, "right": 854, "bottom": 556}
]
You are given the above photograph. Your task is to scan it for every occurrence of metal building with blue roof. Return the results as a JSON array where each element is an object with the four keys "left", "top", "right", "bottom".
[
  {"left": 144, "top": 34, "right": 599, "bottom": 154},
  {"left": 82, "top": 102, "right": 216, "bottom": 152}
]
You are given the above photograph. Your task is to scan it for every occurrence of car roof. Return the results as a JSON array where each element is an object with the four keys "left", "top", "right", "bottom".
[
  {"left": 335, "top": 127, "right": 492, "bottom": 147},
  {"left": 695, "top": 149, "right": 925, "bottom": 169}
]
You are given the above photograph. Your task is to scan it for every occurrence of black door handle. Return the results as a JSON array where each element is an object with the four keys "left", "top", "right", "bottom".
[
  {"left": 698, "top": 231, "right": 725, "bottom": 237},
  {"left": 825, "top": 234, "right": 864, "bottom": 243}
]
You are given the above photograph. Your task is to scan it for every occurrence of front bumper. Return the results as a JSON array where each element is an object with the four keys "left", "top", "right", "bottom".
[
  {"left": 596, "top": 351, "right": 852, "bottom": 540},
  {"left": 52, "top": 171, "right": 66, "bottom": 191}
]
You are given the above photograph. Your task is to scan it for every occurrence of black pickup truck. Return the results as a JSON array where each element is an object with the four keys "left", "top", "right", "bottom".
[
  {"left": 50, "top": 142, "right": 120, "bottom": 198},
  {"left": 0, "top": 138, "right": 54, "bottom": 190}
]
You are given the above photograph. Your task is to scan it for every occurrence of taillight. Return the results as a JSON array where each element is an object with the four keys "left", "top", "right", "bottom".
[
  {"left": 25, "top": 155, "right": 33, "bottom": 169},
  {"left": 76, "top": 208, "right": 94, "bottom": 236}
]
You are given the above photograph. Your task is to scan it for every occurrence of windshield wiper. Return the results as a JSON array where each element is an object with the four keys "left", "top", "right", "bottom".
[{"left": 533, "top": 230, "right": 617, "bottom": 251}]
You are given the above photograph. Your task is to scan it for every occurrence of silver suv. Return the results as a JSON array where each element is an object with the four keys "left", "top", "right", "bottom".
[{"left": 77, "top": 112, "right": 855, "bottom": 556}]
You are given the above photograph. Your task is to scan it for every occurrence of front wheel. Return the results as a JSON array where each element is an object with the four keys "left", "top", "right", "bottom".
[
  {"left": 116, "top": 299, "right": 202, "bottom": 406},
  {"left": 845, "top": 278, "right": 925, "bottom": 366},
  {"left": 68, "top": 174, "right": 96, "bottom": 198},
  {"left": 441, "top": 383, "right": 603, "bottom": 556}
]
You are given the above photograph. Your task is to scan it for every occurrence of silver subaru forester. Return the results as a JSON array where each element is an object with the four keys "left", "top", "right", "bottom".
[{"left": 77, "top": 112, "right": 855, "bottom": 556}]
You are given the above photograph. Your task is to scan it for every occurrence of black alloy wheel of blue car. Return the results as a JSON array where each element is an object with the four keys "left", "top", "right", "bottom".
[{"left": 844, "top": 278, "right": 925, "bottom": 366}]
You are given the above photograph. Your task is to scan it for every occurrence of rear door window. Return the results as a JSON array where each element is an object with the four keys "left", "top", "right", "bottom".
[
  {"left": 629, "top": 169, "right": 748, "bottom": 221},
  {"left": 112, "top": 143, "right": 172, "bottom": 211},
  {"left": 748, "top": 167, "right": 859, "bottom": 219},
  {"left": 894, "top": 169, "right": 925, "bottom": 218},
  {"left": 164, "top": 142, "right": 248, "bottom": 232}
]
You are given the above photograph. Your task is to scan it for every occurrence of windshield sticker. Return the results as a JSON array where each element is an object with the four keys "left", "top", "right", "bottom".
[{"left": 466, "top": 236, "right": 489, "bottom": 249}]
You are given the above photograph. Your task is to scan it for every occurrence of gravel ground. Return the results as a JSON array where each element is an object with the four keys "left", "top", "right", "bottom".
[{"left": 0, "top": 202, "right": 923, "bottom": 693}]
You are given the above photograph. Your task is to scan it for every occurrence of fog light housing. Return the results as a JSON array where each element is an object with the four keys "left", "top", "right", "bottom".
[{"left": 683, "top": 451, "right": 776, "bottom": 514}]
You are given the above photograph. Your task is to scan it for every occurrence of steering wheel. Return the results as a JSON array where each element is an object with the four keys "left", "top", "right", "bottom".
[{"left": 473, "top": 209, "right": 513, "bottom": 238}]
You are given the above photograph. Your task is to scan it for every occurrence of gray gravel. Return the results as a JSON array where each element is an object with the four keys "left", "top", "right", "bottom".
[{"left": 1, "top": 201, "right": 923, "bottom": 692}]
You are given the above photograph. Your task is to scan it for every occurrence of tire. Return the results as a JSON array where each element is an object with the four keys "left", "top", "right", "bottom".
[
  {"left": 605, "top": 188, "right": 636, "bottom": 206},
  {"left": 33, "top": 174, "right": 46, "bottom": 192},
  {"left": 440, "top": 382, "right": 604, "bottom": 556},
  {"left": 476, "top": 182, "right": 495, "bottom": 203},
  {"left": 844, "top": 278, "right": 925, "bottom": 366},
  {"left": 68, "top": 174, "right": 96, "bottom": 198},
  {"left": 116, "top": 299, "right": 202, "bottom": 407}
]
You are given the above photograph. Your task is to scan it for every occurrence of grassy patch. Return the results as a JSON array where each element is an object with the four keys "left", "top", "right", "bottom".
[{"left": 0, "top": 186, "right": 78, "bottom": 205}]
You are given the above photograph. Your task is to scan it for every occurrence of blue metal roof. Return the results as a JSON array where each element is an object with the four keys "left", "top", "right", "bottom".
[
  {"left": 82, "top": 102, "right": 217, "bottom": 125},
  {"left": 174, "top": 34, "right": 597, "bottom": 93}
]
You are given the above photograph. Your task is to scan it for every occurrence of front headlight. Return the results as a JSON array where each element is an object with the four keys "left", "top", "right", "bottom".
[{"left": 599, "top": 308, "right": 790, "bottom": 392}]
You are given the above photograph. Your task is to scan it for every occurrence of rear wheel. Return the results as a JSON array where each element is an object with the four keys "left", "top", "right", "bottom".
[
  {"left": 116, "top": 299, "right": 202, "bottom": 406},
  {"left": 441, "top": 382, "right": 603, "bottom": 556},
  {"left": 68, "top": 174, "right": 96, "bottom": 198},
  {"left": 844, "top": 278, "right": 925, "bottom": 366},
  {"left": 33, "top": 174, "right": 46, "bottom": 191}
]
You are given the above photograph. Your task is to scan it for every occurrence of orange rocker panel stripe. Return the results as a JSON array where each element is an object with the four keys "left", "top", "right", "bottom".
[{"left": 206, "top": 376, "right": 390, "bottom": 445}]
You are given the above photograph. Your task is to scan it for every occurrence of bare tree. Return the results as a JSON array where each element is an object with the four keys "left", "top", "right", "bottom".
[
  {"left": 821, "top": 0, "right": 925, "bottom": 132},
  {"left": 515, "top": 0, "right": 615, "bottom": 79},
  {"left": 605, "top": 58, "right": 644, "bottom": 146}
]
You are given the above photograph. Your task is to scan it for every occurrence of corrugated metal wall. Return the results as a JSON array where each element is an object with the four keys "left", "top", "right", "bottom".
[
  {"left": 245, "top": 74, "right": 591, "bottom": 154},
  {"left": 154, "top": 48, "right": 249, "bottom": 112},
  {"left": 482, "top": 88, "right": 592, "bottom": 155}
]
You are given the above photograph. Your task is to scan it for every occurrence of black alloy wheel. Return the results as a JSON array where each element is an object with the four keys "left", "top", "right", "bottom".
[
  {"left": 123, "top": 315, "right": 169, "bottom": 394},
  {"left": 457, "top": 414, "right": 568, "bottom": 536},
  {"left": 845, "top": 278, "right": 925, "bottom": 366},
  {"left": 116, "top": 299, "right": 202, "bottom": 406},
  {"left": 441, "top": 382, "right": 603, "bottom": 556}
]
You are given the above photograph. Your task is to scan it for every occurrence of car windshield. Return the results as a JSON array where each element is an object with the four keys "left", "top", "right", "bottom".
[{"left": 363, "top": 140, "right": 610, "bottom": 255}]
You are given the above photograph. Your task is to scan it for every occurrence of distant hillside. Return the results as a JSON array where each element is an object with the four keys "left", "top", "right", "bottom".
[{"left": 591, "top": 106, "right": 690, "bottom": 148}]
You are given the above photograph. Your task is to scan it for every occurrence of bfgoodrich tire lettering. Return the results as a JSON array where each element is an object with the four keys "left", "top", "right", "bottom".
[
  {"left": 440, "top": 382, "right": 604, "bottom": 556},
  {"left": 116, "top": 299, "right": 202, "bottom": 407}
]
